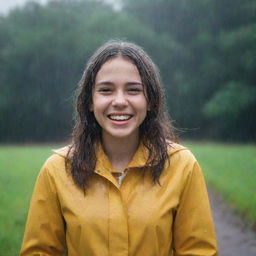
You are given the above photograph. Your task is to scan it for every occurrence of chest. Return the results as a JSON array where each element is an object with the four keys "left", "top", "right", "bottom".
[
  {"left": 56, "top": 168, "right": 183, "bottom": 255},
  {"left": 59, "top": 168, "right": 181, "bottom": 230}
]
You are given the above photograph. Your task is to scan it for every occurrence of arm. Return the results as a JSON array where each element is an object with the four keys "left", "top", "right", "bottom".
[
  {"left": 173, "top": 160, "right": 218, "bottom": 256},
  {"left": 20, "top": 160, "right": 66, "bottom": 256}
]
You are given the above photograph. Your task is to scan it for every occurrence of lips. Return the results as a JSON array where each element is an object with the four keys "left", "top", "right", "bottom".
[{"left": 107, "top": 114, "right": 133, "bottom": 121}]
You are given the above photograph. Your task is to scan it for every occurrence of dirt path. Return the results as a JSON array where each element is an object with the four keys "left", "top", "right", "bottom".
[{"left": 208, "top": 189, "right": 256, "bottom": 256}]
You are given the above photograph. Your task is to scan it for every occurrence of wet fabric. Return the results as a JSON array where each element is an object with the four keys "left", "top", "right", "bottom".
[{"left": 20, "top": 143, "right": 218, "bottom": 256}]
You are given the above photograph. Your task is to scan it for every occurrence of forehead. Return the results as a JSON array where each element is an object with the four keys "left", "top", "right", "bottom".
[{"left": 95, "top": 57, "right": 141, "bottom": 82}]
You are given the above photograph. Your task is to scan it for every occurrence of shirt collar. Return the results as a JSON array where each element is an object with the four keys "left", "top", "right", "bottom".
[{"left": 94, "top": 142, "right": 150, "bottom": 173}]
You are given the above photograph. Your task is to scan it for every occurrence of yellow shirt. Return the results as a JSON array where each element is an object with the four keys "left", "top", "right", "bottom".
[{"left": 20, "top": 143, "right": 218, "bottom": 256}]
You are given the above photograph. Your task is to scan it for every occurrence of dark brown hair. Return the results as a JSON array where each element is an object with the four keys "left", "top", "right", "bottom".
[{"left": 66, "top": 40, "right": 177, "bottom": 189}]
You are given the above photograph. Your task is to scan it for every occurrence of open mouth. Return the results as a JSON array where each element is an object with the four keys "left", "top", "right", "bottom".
[{"left": 108, "top": 114, "right": 133, "bottom": 121}]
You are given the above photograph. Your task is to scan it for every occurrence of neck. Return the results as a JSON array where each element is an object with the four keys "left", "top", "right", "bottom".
[{"left": 102, "top": 133, "right": 140, "bottom": 171}]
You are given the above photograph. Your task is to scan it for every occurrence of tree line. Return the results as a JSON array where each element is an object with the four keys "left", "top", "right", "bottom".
[{"left": 0, "top": 0, "right": 255, "bottom": 142}]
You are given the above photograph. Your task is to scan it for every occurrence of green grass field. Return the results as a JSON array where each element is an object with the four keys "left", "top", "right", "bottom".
[
  {"left": 0, "top": 145, "right": 60, "bottom": 256},
  {"left": 0, "top": 142, "right": 255, "bottom": 255},
  {"left": 185, "top": 142, "right": 256, "bottom": 224}
]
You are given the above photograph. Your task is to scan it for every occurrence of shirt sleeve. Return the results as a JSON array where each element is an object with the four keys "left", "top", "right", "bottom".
[
  {"left": 20, "top": 160, "right": 67, "bottom": 256},
  {"left": 173, "top": 160, "right": 218, "bottom": 256}
]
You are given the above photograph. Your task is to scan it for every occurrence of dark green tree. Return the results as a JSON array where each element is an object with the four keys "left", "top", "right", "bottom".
[
  {"left": 122, "top": 0, "right": 256, "bottom": 141},
  {"left": 0, "top": 0, "right": 176, "bottom": 142}
]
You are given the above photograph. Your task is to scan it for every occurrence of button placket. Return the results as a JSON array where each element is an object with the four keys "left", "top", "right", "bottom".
[
  {"left": 108, "top": 184, "right": 129, "bottom": 256},
  {"left": 95, "top": 169, "right": 129, "bottom": 255}
]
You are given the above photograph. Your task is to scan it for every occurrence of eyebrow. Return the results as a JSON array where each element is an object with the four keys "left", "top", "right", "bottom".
[{"left": 95, "top": 81, "right": 143, "bottom": 86}]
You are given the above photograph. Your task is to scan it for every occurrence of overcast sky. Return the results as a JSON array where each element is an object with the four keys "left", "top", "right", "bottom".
[
  {"left": 0, "top": 0, "right": 48, "bottom": 14},
  {"left": 0, "top": 0, "right": 119, "bottom": 14}
]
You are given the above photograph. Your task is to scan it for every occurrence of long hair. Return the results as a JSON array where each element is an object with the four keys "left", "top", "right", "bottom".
[{"left": 66, "top": 40, "right": 177, "bottom": 189}]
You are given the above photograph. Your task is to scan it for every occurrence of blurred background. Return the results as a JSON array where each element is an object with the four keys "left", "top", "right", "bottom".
[
  {"left": 0, "top": 0, "right": 255, "bottom": 255},
  {"left": 1, "top": 0, "right": 255, "bottom": 143}
]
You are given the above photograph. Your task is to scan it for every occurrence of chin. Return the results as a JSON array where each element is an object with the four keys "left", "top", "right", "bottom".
[
  {"left": 105, "top": 129, "right": 138, "bottom": 140},
  {"left": 109, "top": 133, "right": 133, "bottom": 139}
]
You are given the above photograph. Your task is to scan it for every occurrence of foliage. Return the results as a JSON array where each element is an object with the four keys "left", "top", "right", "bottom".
[
  {"left": 204, "top": 82, "right": 256, "bottom": 119},
  {"left": 122, "top": 0, "right": 256, "bottom": 141},
  {"left": 0, "top": 0, "right": 256, "bottom": 142}
]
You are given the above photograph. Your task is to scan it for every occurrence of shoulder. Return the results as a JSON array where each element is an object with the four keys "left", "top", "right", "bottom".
[
  {"left": 160, "top": 143, "right": 204, "bottom": 190},
  {"left": 167, "top": 142, "right": 197, "bottom": 163},
  {"left": 39, "top": 145, "right": 71, "bottom": 179},
  {"left": 165, "top": 142, "right": 201, "bottom": 178}
]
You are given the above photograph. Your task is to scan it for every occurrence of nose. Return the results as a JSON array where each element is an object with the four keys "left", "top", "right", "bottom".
[{"left": 112, "top": 91, "right": 128, "bottom": 107}]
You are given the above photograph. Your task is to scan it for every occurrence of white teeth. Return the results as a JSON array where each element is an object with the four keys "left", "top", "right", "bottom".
[{"left": 109, "top": 115, "right": 131, "bottom": 121}]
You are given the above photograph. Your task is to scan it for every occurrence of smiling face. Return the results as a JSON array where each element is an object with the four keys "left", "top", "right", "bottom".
[{"left": 90, "top": 57, "right": 148, "bottom": 142}]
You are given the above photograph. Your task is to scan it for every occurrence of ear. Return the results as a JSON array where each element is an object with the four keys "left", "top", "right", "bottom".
[{"left": 89, "top": 103, "right": 94, "bottom": 112}]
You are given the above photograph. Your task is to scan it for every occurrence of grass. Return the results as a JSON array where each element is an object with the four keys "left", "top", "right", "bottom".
[
  {"left": 0, "top": 142, "right": 255, "bottom": 255},
  {"left": 0, "top": 145, "right": 60, "bottom": 256},
  {"left": 184, "top": 141, "right": 256, "bottom": 224}
]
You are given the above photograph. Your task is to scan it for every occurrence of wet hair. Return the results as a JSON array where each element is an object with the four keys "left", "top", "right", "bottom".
[{"left": 66, "top": 40, "right": 177, "bottom": 189}]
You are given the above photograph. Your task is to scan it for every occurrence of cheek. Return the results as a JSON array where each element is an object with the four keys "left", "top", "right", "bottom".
[
  {"left": 140, "top": 98, "right": 149, "bottom": 112},
  {"left": 90, "top": 95, "right": 104, "bottom": 112},
  {"left": 136, "top": 99, "right": 148, "bottom": 121}
]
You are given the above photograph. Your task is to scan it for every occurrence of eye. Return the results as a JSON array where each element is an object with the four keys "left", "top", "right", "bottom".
[
  {"left": 128, "top": 87, "right": 142, "bottom": 94},
  {"left": 98, "top": 87, "right": 112, "bottom": 93}
]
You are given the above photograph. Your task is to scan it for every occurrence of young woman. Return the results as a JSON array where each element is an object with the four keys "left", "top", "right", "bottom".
[{"left": 20, "top": 40, "right": 218, "bottom": 256}]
